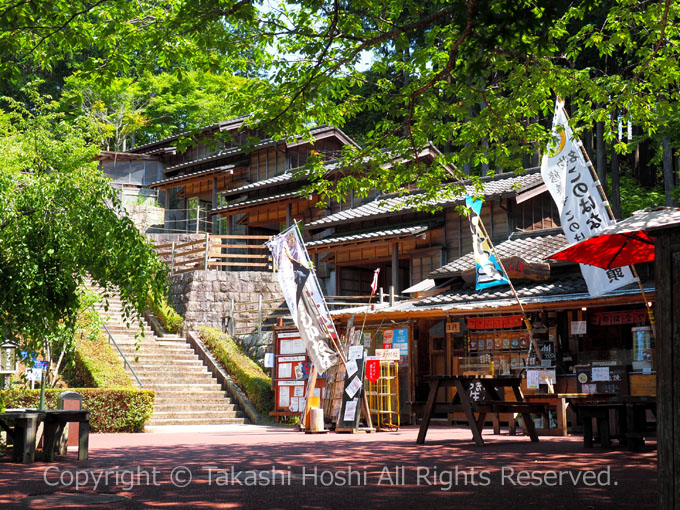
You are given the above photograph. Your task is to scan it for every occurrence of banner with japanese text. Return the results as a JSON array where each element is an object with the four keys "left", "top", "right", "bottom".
[
  {"left": 540, "top": 99, "right": 636, "bottom": 296},
  {"left": 267, "top": 224, "right": 340, "bottom": 372},
  {"left": 466, "top": 195, "right": 510, "bottom": 290}
]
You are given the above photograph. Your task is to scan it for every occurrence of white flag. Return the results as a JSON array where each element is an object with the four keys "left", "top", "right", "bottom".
[
  {"left": 541, "top": 99, "right": 636, "bottom": 296},
  {"left": 267, "top": 224, "right": 340, "bottom": 372}
]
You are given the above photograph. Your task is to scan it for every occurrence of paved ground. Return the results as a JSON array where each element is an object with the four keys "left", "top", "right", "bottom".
[{"left": 0, "top": 424, "right": 657, "bottom": 509}]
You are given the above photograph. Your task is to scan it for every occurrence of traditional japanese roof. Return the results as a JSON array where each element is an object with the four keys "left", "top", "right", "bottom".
[
  {"left": 305, "top": 224, "right": 432, "bottom": 250},
  {"left": 147, "top": 164, "right": 239, "bottom": 188},
  {"left": 429, "top": 228, "right": 569, "bottom": 279},
  {"left": 330, "top": 277, "right": 655, "bottom": 318},
  {"left": 306, "top": 169, "right": 543, "bottom": 230},
  {"left": 127, "top": 117, "right": 249, "bottom": 154},
  {"left": 210, "top": 190, "right": 310, "bottom": 215}
]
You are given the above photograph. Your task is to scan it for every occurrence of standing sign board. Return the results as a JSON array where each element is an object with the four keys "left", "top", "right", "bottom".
[
  {"left": 336, "top": 348, "right": 365, "bottom": 431},
  {"left": 271, "top": 329, "right": 326, "bottom": 420}
]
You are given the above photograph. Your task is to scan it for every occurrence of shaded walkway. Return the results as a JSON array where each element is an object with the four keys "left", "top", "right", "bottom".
[{"left": 1, "top": 425, "right": 657, "bottom": 509}]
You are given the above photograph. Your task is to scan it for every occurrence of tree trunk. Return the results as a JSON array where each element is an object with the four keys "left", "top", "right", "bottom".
[
  {"left": 611, "top": 142, "right": 622, "bottom": 219},
  {"left": 596, "top": 119, "right": 606, "bottom": 195},
  {"left": 662, "top": 135, "right": 675, "bottom": 206}
]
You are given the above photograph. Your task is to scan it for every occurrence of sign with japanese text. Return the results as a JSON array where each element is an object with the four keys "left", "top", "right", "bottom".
[
  {"left": 366, "top": 358, "right": 380, "bottom": 383},
  {"left": 541, "top": 99, "right": 636, "bottom": 297}
]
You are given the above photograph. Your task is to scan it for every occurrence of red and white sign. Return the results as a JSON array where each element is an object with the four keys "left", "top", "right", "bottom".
[{"left": 366, "top": 359, "right": 380, "bottom": 383}]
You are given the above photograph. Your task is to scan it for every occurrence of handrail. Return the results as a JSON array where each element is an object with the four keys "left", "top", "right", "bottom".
[{"left": 99, "top": 315, "right": 144, "bottom": 388}]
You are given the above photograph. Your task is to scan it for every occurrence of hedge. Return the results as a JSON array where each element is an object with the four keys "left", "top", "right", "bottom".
[
  {"left": 198, "top": 327, "right": 273, "bottom": 414},
  {"left": 0, "top": 388, "right": 155, "bottom": 433},
  {"left": 62, "top": 334, "right": 133, "bottom": 388}
]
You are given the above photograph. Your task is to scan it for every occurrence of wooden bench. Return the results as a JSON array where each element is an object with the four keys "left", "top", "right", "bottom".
[{"left": 0, "top": 409, "right": 90, "bottom": 463}]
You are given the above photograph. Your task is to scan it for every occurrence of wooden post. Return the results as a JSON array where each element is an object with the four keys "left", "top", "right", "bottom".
[
  {"left": 391, "top": 244, "right": 399, "bottom": 295},
  {"left": 655, "top": 225, "right": 680, "bottom": 510},
  {"left": 203, "top": 232, "right": 210, "bottom": 270},
  {"left": 301, "top": 366, "right": 318, "bottom": 430},
  {"left": 170, "top": 241, "right": 176, "bottom": 276},
  {"left": 229, "top": 298, "right": 235, "bottom": 337}
]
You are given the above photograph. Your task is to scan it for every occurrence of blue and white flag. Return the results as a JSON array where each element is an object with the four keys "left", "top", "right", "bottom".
[{"left": 466, "top": 195, "right": 510, "bottom": 290}]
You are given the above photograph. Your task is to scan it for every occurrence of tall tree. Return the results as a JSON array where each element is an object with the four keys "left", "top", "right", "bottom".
[{"left": 0, "top": 93, "right": 167, "bottom": 358}]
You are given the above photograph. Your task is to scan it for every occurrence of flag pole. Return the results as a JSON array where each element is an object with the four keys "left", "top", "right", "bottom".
[
  {"left": 476, "top": 218, "right": 543, "bottom": 364},
  {"left": 558, "top": 102, "right": 656, "bottom": 339}
]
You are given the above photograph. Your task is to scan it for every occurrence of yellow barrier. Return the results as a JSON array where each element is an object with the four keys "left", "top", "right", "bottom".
[{"left": 365, "top": 361, "right": 400, "bottom": 430}]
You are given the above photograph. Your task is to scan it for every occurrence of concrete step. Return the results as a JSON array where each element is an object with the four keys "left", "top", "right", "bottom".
[
  {"left": 147, "top": 417, "right": 246, "bottom": 426},
  {"left": 150, "top": 410, "right": 241, "bottom": 419},
  {"left": 153, "top": 403, "right": 237, "bottom": 412},
  {"left": 151, "top": 390, "right": 232, "bottom": 399}
]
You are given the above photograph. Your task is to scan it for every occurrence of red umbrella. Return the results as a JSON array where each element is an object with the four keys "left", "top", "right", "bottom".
[{"left": 547, "top": 207, "right": 680, "bottom": 269}]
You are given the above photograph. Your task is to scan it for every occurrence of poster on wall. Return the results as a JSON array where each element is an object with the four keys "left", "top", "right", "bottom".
[{"left": 392, "top": 328, "right": 409, "bottom": 357}]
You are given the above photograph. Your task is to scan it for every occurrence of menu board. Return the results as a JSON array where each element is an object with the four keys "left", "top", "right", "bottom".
[
  {"left": 575, "top": 365, "right": 628, "bottom": 395},
  {"left": 272, "top": 329, "right": 326, "bottom": 415}
]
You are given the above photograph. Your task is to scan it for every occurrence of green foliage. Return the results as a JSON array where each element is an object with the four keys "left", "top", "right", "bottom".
[
  {"left": 149, "top": 296, "right": 185, "bottom": 335},
  {"left": 0, "top": 91, "right": 168, "bottom": 360},
  {"left": 60, "top": 71, "right": 253, "bottom": 150},
  {"left": 57, "top": 288, "right": 132, "bottom": 388},
  {"left": 198, "top": 327, "right": 273, "bottom": 414},
  {"left": 618, "top": 175, "right": 666, "bottom": 218},
  {"left": 0, "top": 388, "right": 154, "bottom": 432},
  {"left": 62, "top": 335, "right": 133, "bottom": 389}
]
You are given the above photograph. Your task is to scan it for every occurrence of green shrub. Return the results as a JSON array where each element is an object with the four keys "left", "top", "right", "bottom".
[
  {"left": 62, "top": 334, "right": 133, "bottom": 388},
  {"left": 198, "top": 327, "right": 273, "bottom": 414},
  {"left": 150, "top": 296, "right": 184, "bottom": 334},
  {"left": 0, "top": 388, "right": 154, "bottom": 432}
]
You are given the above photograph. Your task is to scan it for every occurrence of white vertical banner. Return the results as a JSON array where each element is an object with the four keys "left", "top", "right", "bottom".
[
  {"left": 541, "top": 99, "right": 636, "bottom": 297},
  {"left": 267, "top": 224, "right": 340, "bottom": 372}
]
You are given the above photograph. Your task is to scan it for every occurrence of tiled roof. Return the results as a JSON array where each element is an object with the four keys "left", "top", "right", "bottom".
[
  {"left": 148, "top": 164, "right": 237, "bottom": 188},
  {"left": 306, "top": 224, "right": 430, "bottom": 248},
  {"left": 418, "top": 275, "right": 587, "bottom": 306},
  {"left": 306, "top": 170, "right": 543, "bottom": 229},
  {"left": 329, "top": 279, "right": 655, "bottom": 317},
  {"left": 210, "top": 190, "right": 306, "bottom": 214},
  {"left": 429, "top": 229, "right": 568, "bottom": 278},
  {"left": 129, "top": 117, "right": 249, "bottom": 153}
]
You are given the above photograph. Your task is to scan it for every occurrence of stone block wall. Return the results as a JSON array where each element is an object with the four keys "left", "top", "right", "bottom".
[{"left": 168, "top": 270, "right": 284, "bottom": 362}]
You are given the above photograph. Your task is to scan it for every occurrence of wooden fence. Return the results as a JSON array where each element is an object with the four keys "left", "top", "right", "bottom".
[{"left": 154, "top": 234, "right": 272, "bottom": 275}]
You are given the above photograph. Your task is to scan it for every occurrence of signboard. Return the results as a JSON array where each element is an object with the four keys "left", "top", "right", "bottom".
[
  {"left": 467, "top": 316, "right": 523, "bottom": 330},
  {"left": 337, "top": 349, "right": 366, "bottom": 430},
  {"left": 0, "top": 344, "right": 17, "bottom": 374},
  {"left": 575, "top": 365, "right": 628, "bottom": 395},
  {"left": 392, "top": 328, "right": 409, "bottom": 357},
  {"left": 272, "top": 329, "right": 326, "bottom": 416},
  {"left": 375, "top": 349, "right": 401, "bottom": 361},
  {"left": 446, "top": 321, "right": 461, "bottom": 334},
  {"left": 570, "top": 321, "right": 587, "bottom": 335},
  {"left": 462, "top": 256, "right": 550, "bottom": 285}
]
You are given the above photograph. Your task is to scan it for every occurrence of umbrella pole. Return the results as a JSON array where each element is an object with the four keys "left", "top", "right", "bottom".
[
  {"left": 477, "top": 219, "right": 543, "bottom": 364},
  {"left": 560, "top": 103, "right": 656, "bottom": 339}
]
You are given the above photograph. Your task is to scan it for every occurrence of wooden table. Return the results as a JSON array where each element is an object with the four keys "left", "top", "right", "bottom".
[
  {"left": 0, "top": 409, "right": 90, "bottom": 463},
  {"left": 416, "top": 375, "right": 549, "bottom": 446},
  {"left": 568, "top": 395, "right": 656, "bottom": 450}
]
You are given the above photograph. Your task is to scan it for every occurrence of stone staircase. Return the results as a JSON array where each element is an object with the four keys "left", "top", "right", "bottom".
[{"left": 91, "top": 293, "right": 245, "bottom": 427}]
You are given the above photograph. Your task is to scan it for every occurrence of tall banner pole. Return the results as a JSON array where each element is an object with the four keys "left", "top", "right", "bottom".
[
  {"left": 557, "top": 102, "right": 656, "bottom": 339},
  {"left": 475, "top": 219, "right": 542, "bottom": 363}
]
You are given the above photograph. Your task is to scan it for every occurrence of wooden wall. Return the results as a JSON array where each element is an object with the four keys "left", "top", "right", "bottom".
[{"left": 655, "top": 225, "right": 680, "bottom": 510}]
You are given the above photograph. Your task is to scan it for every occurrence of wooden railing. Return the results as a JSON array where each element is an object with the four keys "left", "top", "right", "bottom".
[{"left": 153, "top": 234, "right": 272, "bottom": 275}]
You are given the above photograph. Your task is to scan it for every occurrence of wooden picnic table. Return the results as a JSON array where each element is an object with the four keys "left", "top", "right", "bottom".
[
  {"left": 416, "top": 375, "right": 549, "bottom": 446},
  {"left": 0, "top": 409, "right": 90, "bottom": 463},
  {"left": 567, "top": 395, "right": 656, "bottom": 450}
]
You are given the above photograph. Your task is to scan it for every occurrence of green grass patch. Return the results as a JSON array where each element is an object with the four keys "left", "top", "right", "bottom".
[
  {"left": 198, "top": 327, "right": 273, "bottom": 414},
  {"left": 149, "top": 295, "right": 184, "bottom": 334},
  {"left": 0, "top": 388, "right": 154, "bottom": 432}
]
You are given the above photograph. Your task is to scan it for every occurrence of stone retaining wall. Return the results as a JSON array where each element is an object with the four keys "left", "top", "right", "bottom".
[{"left": 168, "top": 270, "right": 283, "bottom": 362}]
